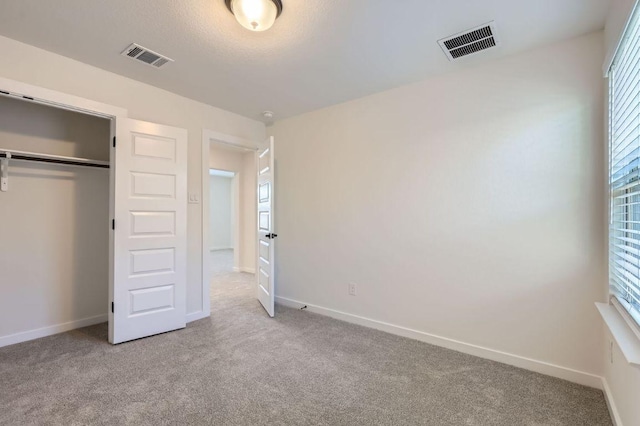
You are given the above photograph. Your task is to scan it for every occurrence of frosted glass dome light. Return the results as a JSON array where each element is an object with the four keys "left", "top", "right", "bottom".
[{"left": 226, "top": 0, "right": 283, "bottom": 32}]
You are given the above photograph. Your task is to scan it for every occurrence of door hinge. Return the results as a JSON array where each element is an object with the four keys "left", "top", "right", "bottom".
[
  {"left": 111, "top": 302, "right": 114, "bottom": 313},
  {"left": 111, "top": 219, "right": 115, "bottom": 230},
  {"left": 112, "top": 136, "right": 116, "bottom": 148}
]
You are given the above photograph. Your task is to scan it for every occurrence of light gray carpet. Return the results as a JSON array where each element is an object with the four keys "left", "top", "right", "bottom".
[{"left": 0, "top": 250, "right": 612, "bottom": 425}]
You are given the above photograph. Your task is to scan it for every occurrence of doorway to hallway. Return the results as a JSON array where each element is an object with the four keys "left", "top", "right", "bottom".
[
  {"left": 206, "top": 139, "right": 258, "bottom": 312},
  {"left": 201, "top": 130, "right": 276, "bottom": 318}
]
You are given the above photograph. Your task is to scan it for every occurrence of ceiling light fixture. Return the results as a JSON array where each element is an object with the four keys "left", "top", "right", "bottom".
[{"left": 225, "top": 0, "right": 283, "bottom": 32}]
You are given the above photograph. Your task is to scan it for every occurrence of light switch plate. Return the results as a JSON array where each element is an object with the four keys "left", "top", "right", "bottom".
[{"left": 188, "top": 192, "right": 200, "bottom": 204}]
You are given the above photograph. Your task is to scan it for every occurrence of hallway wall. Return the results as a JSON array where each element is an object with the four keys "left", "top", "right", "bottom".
[
  {"left": 209, "top": 174, "right": 234, "bottom": 250},
  {"left": 209, "top": 144, "right": 256, "bottom": 272}
]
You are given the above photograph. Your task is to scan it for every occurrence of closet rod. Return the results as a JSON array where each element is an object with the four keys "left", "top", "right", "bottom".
[{"left": 0, "top": 149, "right": 109, "bottom": 169}]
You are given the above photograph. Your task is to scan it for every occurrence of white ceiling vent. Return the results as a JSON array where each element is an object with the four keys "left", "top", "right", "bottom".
[
  {"left": 438, "top": 22, "right": 500, "bottom": 61},
  {"left": 121, "top": 43, "right": 174, "bottom": 68}
]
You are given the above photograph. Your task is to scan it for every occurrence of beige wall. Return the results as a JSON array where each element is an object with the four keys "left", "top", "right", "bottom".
[
  {"left": 603, "top": 0, "right": 640, "bottom": 424},
  {"left": 270, "top": 32, "right": 606, "bottom": 382},
  {"left": 209, "top": 144, "right": 256, "bottom": 272},
  {"left": 0, "top": 96, "right": 111, "bottom": 338},
  {"left": 0, "top": 35, "right": 266, "bottom": 319}
]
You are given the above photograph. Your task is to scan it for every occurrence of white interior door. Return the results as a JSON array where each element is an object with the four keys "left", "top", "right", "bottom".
[
  {"left": 257, "top": 136, "right": 276, "bottom": 317},
  {"left": 110, "top": 119, "right": 188, "bottom": 344}
]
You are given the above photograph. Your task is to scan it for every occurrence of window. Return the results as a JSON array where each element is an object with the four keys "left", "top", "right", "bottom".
[{"left": 609, "top": 3, "right": 640, "bottom": 326}]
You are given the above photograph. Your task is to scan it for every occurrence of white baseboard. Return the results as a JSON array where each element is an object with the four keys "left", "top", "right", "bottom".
[
  {"left": 233, "top": 266, "right": 255, "bottom": 274},
  {"left": 601, "top": 377, "right": 623, "bottom": 426},
  {"left": 186, "top": 310, "right": 210, "bottom": 323},
  {"left": 0, "top": 314, "right": 107, "bottom": 348},
  {"left": 210, "top": 247, "right": 233, "bottom": 251},
  {"left": 275, "top": 296, "right": 603, "bottom": 389},
  {"left": 0, "top": 311, "right": 213, "bottom": 348}
]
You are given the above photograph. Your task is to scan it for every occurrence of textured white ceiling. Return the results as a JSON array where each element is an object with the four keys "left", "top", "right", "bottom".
[{"left": 0, "top": 0, "right": 610, "bottom": 121}]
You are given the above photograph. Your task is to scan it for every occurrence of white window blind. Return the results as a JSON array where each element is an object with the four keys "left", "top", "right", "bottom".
[{"left": 610, "top": 2, "right": 640, "bottom": 326}]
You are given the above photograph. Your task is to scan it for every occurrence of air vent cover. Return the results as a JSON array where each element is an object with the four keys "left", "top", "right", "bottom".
[
  {"left": 438, "top": 22, "right": 499, "bottom": 61},
  {"left": 121, "top": 43, "right": 174, "bottom": 68}
]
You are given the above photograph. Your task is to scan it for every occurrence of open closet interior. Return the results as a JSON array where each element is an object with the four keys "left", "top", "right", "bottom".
[{"left": 0, "top": 95, "right": 111, "bottom": 343}]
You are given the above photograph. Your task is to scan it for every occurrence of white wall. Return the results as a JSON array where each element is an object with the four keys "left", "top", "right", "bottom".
[
  {"left": 603, "top": 1, "right": 640, "bottom": 424},
  {"left": 0, "top": 35, "right": 266, "bottom": 320},
  {"left": 0, "top": 96, "right": 110, "bottom": 341},
  {"left": 209, "top": 144, "right": 256, "bottom": 272},
  {"left": 603, "top": 327, "right": 640, "bottom": 425},
  {"left": 209, "top": 174, "right": 234, "bottom": 250},
  {"left": 270, "top": 32, "right": 607, "bottom": 384}
]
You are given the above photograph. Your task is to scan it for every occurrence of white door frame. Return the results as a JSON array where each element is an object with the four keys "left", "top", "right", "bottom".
[
  {"left": 0, "top": 76, "right": 128, "bottom": 345},
  {"left": 201, "top": 129, "right": 259, "bottom": 317}
]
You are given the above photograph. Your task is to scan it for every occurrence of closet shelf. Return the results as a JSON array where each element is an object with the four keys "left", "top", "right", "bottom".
[{"left": 0, "top": 148, "right": 109, "bottom": 169}]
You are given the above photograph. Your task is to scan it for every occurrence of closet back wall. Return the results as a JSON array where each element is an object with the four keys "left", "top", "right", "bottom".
[{"left": 0, "top": 96, "right": 110, "bottom": 342}]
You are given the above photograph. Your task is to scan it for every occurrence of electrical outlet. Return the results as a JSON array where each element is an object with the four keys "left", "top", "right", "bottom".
[{"left": 348, "top": 282, "right": 357, "bottom": 296}]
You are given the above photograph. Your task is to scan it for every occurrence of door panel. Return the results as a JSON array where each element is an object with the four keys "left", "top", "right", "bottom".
[
  {"left": 130, "top": 211, "right": 176, "bottom": 236},
  {"left": 110, "top": 119, "right": 187, "bottom": 344},
  {"left": 256, "top": 137, "right": 275, "bottom": 317}
]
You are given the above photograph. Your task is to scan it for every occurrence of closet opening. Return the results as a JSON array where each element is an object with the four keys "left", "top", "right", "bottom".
[{"left": 0, "top": 94, "right": 112, "bottom": 345}]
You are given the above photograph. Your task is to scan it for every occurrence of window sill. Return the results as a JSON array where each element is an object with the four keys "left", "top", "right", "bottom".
[{"left": 596, "top": 302, "right": 640, "bottom": 366}]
